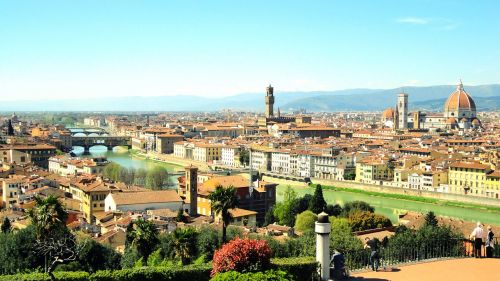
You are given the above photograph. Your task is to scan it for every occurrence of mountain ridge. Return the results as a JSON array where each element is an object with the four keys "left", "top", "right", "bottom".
[{"left": 1, "top": 84, "right": 499, "bottom": 112}]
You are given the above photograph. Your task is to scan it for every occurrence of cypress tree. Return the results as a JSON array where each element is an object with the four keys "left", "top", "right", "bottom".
[
  {"left": 309, "top": 185, "right": 327, "bottom": 214},
  {"left": 1, "top": 217, "right": 11, "bottom": 233}
]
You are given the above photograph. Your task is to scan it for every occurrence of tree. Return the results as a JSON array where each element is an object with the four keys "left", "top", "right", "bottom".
[
  {"left": 103, "top": 163, "right": 122, "bottom": 182},
  {"left": 273, "top": 186, "right": 298, "bottom": 227},
  {"left": 0, "top": 226, "right": 44, "bottom": 274},
  {"left": 145, "top": 166, "right": 169, "bottom": 190},
  {"left": 309, "top": 185, "right": 327, "bottom": 214},
  {"left": 28, "top": 196, "right": 77, "bottom": 280},
  {"left": 329, "top": 217, "right": 363, "bottom": 253},
  {"left": 28, "top": 196, "right": 68, "bottom": 239},
  {"left": 172, "top": 227, "right": 197, "bottom": 265},
  {"left": 263, "top": 206, "right": 275, "bottom": 226},
  {"left": 294, "top": 211, "right": 317, "bottom": 233},
  {"left": 295, "top": 194, "right": 313, "bottom": 214},
  {"left": 208, "top": 185, "right": 239, "bottom": 243},
  {"left": 347, "top": 211, "right": 392, "bottom": 232},
  {"left": 344, "top": 171, "right": 356, "bottom": 181},
  {"left": 341, "top": 201, "right": 374, "bottom": 216},
  {"left": 1, "top": 217, "right": 11, "bottom": 233},
  {"left": 7, "top": 120, "right": 14, "bottom": 136},
  {"left": 325, "top": 204, "right": 343, "bottom": 217},
  {"left": 239, "top": 150, "right": 250, "bottom": 167},
  {"left": 424, "top": 211, "right": 438, "bottom": 227},
  {"left": 196, "top": 225, "right": 220, "bottom": 260},
  {"left": 76, "top": 237, "right": 121, "bottom": 272},
  {"left": 128, "top": 218, "right": 159, "bottom": 261}
]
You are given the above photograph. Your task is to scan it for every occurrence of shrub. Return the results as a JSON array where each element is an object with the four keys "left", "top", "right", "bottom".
[
  {"left": 211, "top": 238, "right": 272, "bottom": 276},
  {"left": 329, "top": 217, "right": 363, "bottom": 253},
  {"left": 210, "top": 270, "right": 291, "bottom": 281},
  {"left": 294, "top": 211, "right": 317, "bottom": 233},
  {"left": 0, "top": 271, "right": 89, "bottom": 281},
  {"left": 341, "top": 201, "right": 374, "bottom": 216},
  {"left": 89, "top": 265, "right": 212, "bottom": 281},
  {"left": 271, "top": 257, "right": 318, "bottom": 281},
  {"left": 347, "top": 211, "right": 392, "bottom": 232}
]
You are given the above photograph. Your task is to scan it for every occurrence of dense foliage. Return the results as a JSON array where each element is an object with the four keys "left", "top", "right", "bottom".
[
  {"left": 308, "top": 185, "right": 327, "bottom": 214},
  {"left": 347, "top": 211, "right": 392, "bottom": 231},
  {"left": 294, "top": 211, "right": 317, "bottom": 233},
  {"left": 103, "top": 163, "right": 172, "bottom": 189},
  {"left": 211, "top": 238, "right": 272, "bottom": 276},
  {"left": 210, "top": 270, "right": 291, "bottom": 281}
]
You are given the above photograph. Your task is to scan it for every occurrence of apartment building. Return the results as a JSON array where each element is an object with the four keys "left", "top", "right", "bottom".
[
  {"left": 193, "top": 144, "right": 222, "bottom": 163},
  {"left": 448, "top": 162, "right": 490, "bottom": 196},
  {"left": 221, "top": 145, "right": 241, "bottom": 168}
]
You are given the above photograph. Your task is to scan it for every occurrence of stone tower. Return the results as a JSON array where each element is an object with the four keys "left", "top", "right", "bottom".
[
  {"left": 185, "top": 165, "right": 198, "bottom": 217},
  {"left": 265, "top": 84, "right": 274, "bottom": 118},
  {"left": 397, "top": 92, "right": 408, "bottom": 129}
]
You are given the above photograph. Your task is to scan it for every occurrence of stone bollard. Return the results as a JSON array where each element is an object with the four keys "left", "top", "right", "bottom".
[{"left": 315, "top": 212, "right": 331, "bottom": 281}]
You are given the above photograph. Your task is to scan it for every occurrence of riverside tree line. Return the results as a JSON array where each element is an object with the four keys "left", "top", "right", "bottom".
[{"left": 103, "top": 162, "right": 173, "bottom": 189}]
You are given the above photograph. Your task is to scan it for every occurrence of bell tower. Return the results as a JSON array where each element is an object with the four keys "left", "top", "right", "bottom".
[
  {"left": 397, "top": 92, "right": 408, "bottom": 129},
  {"left": 265, "top": 84, "right": 274, "bottom": 118},
  {"left": 185, "top": 165, "right": 198, "bottom": 217}
]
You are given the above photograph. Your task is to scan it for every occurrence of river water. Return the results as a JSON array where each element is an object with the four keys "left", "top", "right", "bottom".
[
  {"left": 276, "top": 185, "right": 500, "bottom": 226},
  {"left": 71, "top": 146, "right": 182, "bottom": 187}
]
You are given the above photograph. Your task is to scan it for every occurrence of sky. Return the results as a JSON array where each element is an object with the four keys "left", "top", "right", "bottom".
[{"left": 1, "top": 0, "right": 499, "bottom": 101}]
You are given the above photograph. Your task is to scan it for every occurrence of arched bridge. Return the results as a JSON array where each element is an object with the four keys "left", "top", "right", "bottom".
[
  {"left": 67, "top": 127, "right": 108, "bottom": 136},
  {"left": 71, "top": 136, "right": 131, "bottom": 154}
]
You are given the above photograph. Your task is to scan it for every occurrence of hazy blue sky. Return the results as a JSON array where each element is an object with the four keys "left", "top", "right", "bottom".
[{"left": 1, "top": 0, "right": 499, "bottom": 100}]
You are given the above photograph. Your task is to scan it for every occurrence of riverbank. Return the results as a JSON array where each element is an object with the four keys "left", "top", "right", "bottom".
[
  {"left": 273, "top": 178, "right": 500, "bottom": 226},
  {"left": 317, "top": 184, "right": 500, "bottom": 214}
]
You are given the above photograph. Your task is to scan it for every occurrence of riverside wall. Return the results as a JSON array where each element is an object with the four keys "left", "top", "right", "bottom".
[{"left": 263, "top": 175, "right": 500, "bottom": 208}]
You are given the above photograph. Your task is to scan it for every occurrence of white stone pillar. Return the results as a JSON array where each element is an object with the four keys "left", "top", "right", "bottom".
[{"left": 315, "top": 212, "right": 331, "bottom": 281}]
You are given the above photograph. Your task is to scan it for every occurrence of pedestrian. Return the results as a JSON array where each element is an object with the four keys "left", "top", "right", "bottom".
[
  {"left": 470, "top": 222, "right": 484, "bottom": 258},
  {"left": 485, "top": 226, "right": 495, "bottom": 258},
  {"left": 364, "top": 237, "right": 379, "bottom": 271}
]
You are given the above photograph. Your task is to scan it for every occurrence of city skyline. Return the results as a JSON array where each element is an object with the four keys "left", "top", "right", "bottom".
[{"left": 1, "top": 0, "right": 500, "bottom": 101}]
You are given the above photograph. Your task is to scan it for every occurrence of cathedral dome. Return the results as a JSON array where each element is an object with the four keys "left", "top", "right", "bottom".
[
  {"left": 381, "top": 108, "right": 395, "bottom": 119},
  {"left": 471, "top": 118, "right": 481, "bottom": 125},
  {"left": 444, "top": 82, "right": 476, "bottom": 113}
]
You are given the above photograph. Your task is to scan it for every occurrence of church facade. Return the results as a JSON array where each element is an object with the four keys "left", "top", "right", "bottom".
[{"left": 381, "top": 81, "right": 481, "bottom": 131}]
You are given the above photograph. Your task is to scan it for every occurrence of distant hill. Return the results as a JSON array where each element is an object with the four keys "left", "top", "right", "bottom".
[{"left": 1, "top": 84, "right": 499, "bottom": 112}]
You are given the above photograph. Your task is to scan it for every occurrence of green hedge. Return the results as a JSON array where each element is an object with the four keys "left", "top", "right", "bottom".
[
  {"left": 210, "top": 270, "right": 291, "bottom": 281},
  {"left": 0, "top": 271, "right": 89, "bottom": 281},
  {"left": 0, "top": 258, "right": 317, "bottom": 281},
  {"left": 88, "top": 265, "right": 212, "bottom": 281},
  {"left": 271, "top": 257, "right": 318, "bottom": 281}
]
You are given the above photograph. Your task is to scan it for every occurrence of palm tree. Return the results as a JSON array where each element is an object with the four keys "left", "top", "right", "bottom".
[
  {"left": 207, "top": 185, "right": 238, "bottom": 243},
  {"left": 172, "top": 227, "right": 197, "bottom": 265},
  {"left": 128, "top": 218, "right": 159, "bottom": 260},
  {"left": 28, "top": 196, "right": 68, "bottom": 238}
]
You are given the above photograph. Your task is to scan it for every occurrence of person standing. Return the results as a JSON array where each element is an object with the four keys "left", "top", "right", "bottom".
[
  {"left": 470, "top": 222, "right": 484, "bottom": 258},
  {"left": 364, "top": 237, "right": 379, "bottom": 271},
  {"left": 485, "top": 226, "right": 495, "bottom": 258}
]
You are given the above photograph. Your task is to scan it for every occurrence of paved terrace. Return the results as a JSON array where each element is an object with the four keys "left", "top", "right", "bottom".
[{"left": 350, "top": 258, "right": 500, "bottom": 281}]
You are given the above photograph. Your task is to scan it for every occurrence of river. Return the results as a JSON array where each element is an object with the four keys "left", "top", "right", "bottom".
[
  {"left": 71, "top": 146, "right": 183, "bottom": 187},
  {"left": 276, "top": 185, "right": 500, "bottom": 226}
]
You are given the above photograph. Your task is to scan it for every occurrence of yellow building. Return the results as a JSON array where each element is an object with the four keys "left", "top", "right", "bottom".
[
  {"left": 448, "top": 162, "right": 490, "bottom": 196},
  {"left": 356, "top": 159, "right": 394, "bottom": 183},
  {"left": 485, "top": 171, "right": 500, "bottom": 199},
  {"left": 193, "top": 143, "right": 222, "bottom": 163}
]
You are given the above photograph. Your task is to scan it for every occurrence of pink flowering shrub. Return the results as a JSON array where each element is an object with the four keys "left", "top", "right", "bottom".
[{"left": 211, "top": 237, "right": 272, "bottom": 276}]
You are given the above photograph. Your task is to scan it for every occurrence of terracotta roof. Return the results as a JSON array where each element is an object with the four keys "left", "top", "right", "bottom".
[
  {"left": 228, "top": 208, "right": 257, "bottom": 218},
  {"left": 450, "top": 161, "right": 489, "bottom": 170},
  {"left": 110, "top": 190, "right": 182, "bottom": 206}
]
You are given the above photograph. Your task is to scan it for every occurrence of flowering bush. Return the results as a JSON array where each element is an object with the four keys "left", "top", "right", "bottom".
[{"left": 211, "top": 237, "right": 272, "bottom": 276}]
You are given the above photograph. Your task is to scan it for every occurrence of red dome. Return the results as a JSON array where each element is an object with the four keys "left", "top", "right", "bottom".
[
  {"left": 444, "top": 82, "right": 476, "bottom": 112},
  {"left": 381, "top": 108, "right": 395, "bottom": 119}
]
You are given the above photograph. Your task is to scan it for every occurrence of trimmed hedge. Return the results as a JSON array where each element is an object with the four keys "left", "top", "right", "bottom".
[
  {"left": 210, "top": 270, "right": 291, "bottom": 281},
  {"left": 0, "top": 258, "right": 317, "bottom": 281},
  {"left": 88, "top": 265, "right": 212, "bottom": 281},
  {"left": 0, "top": 271, "right": 89, "bottom": 281},
  {"left": 271, "top": 257, "right": 318, "bottom": 281}
]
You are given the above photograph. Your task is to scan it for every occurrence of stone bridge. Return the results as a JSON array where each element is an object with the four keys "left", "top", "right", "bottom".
[
  {"left": 71, "top": 136, "right": 131, "bottom": 154},
  {"left": 67, "top": 127, "right": 108, "bottom": 136}
]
